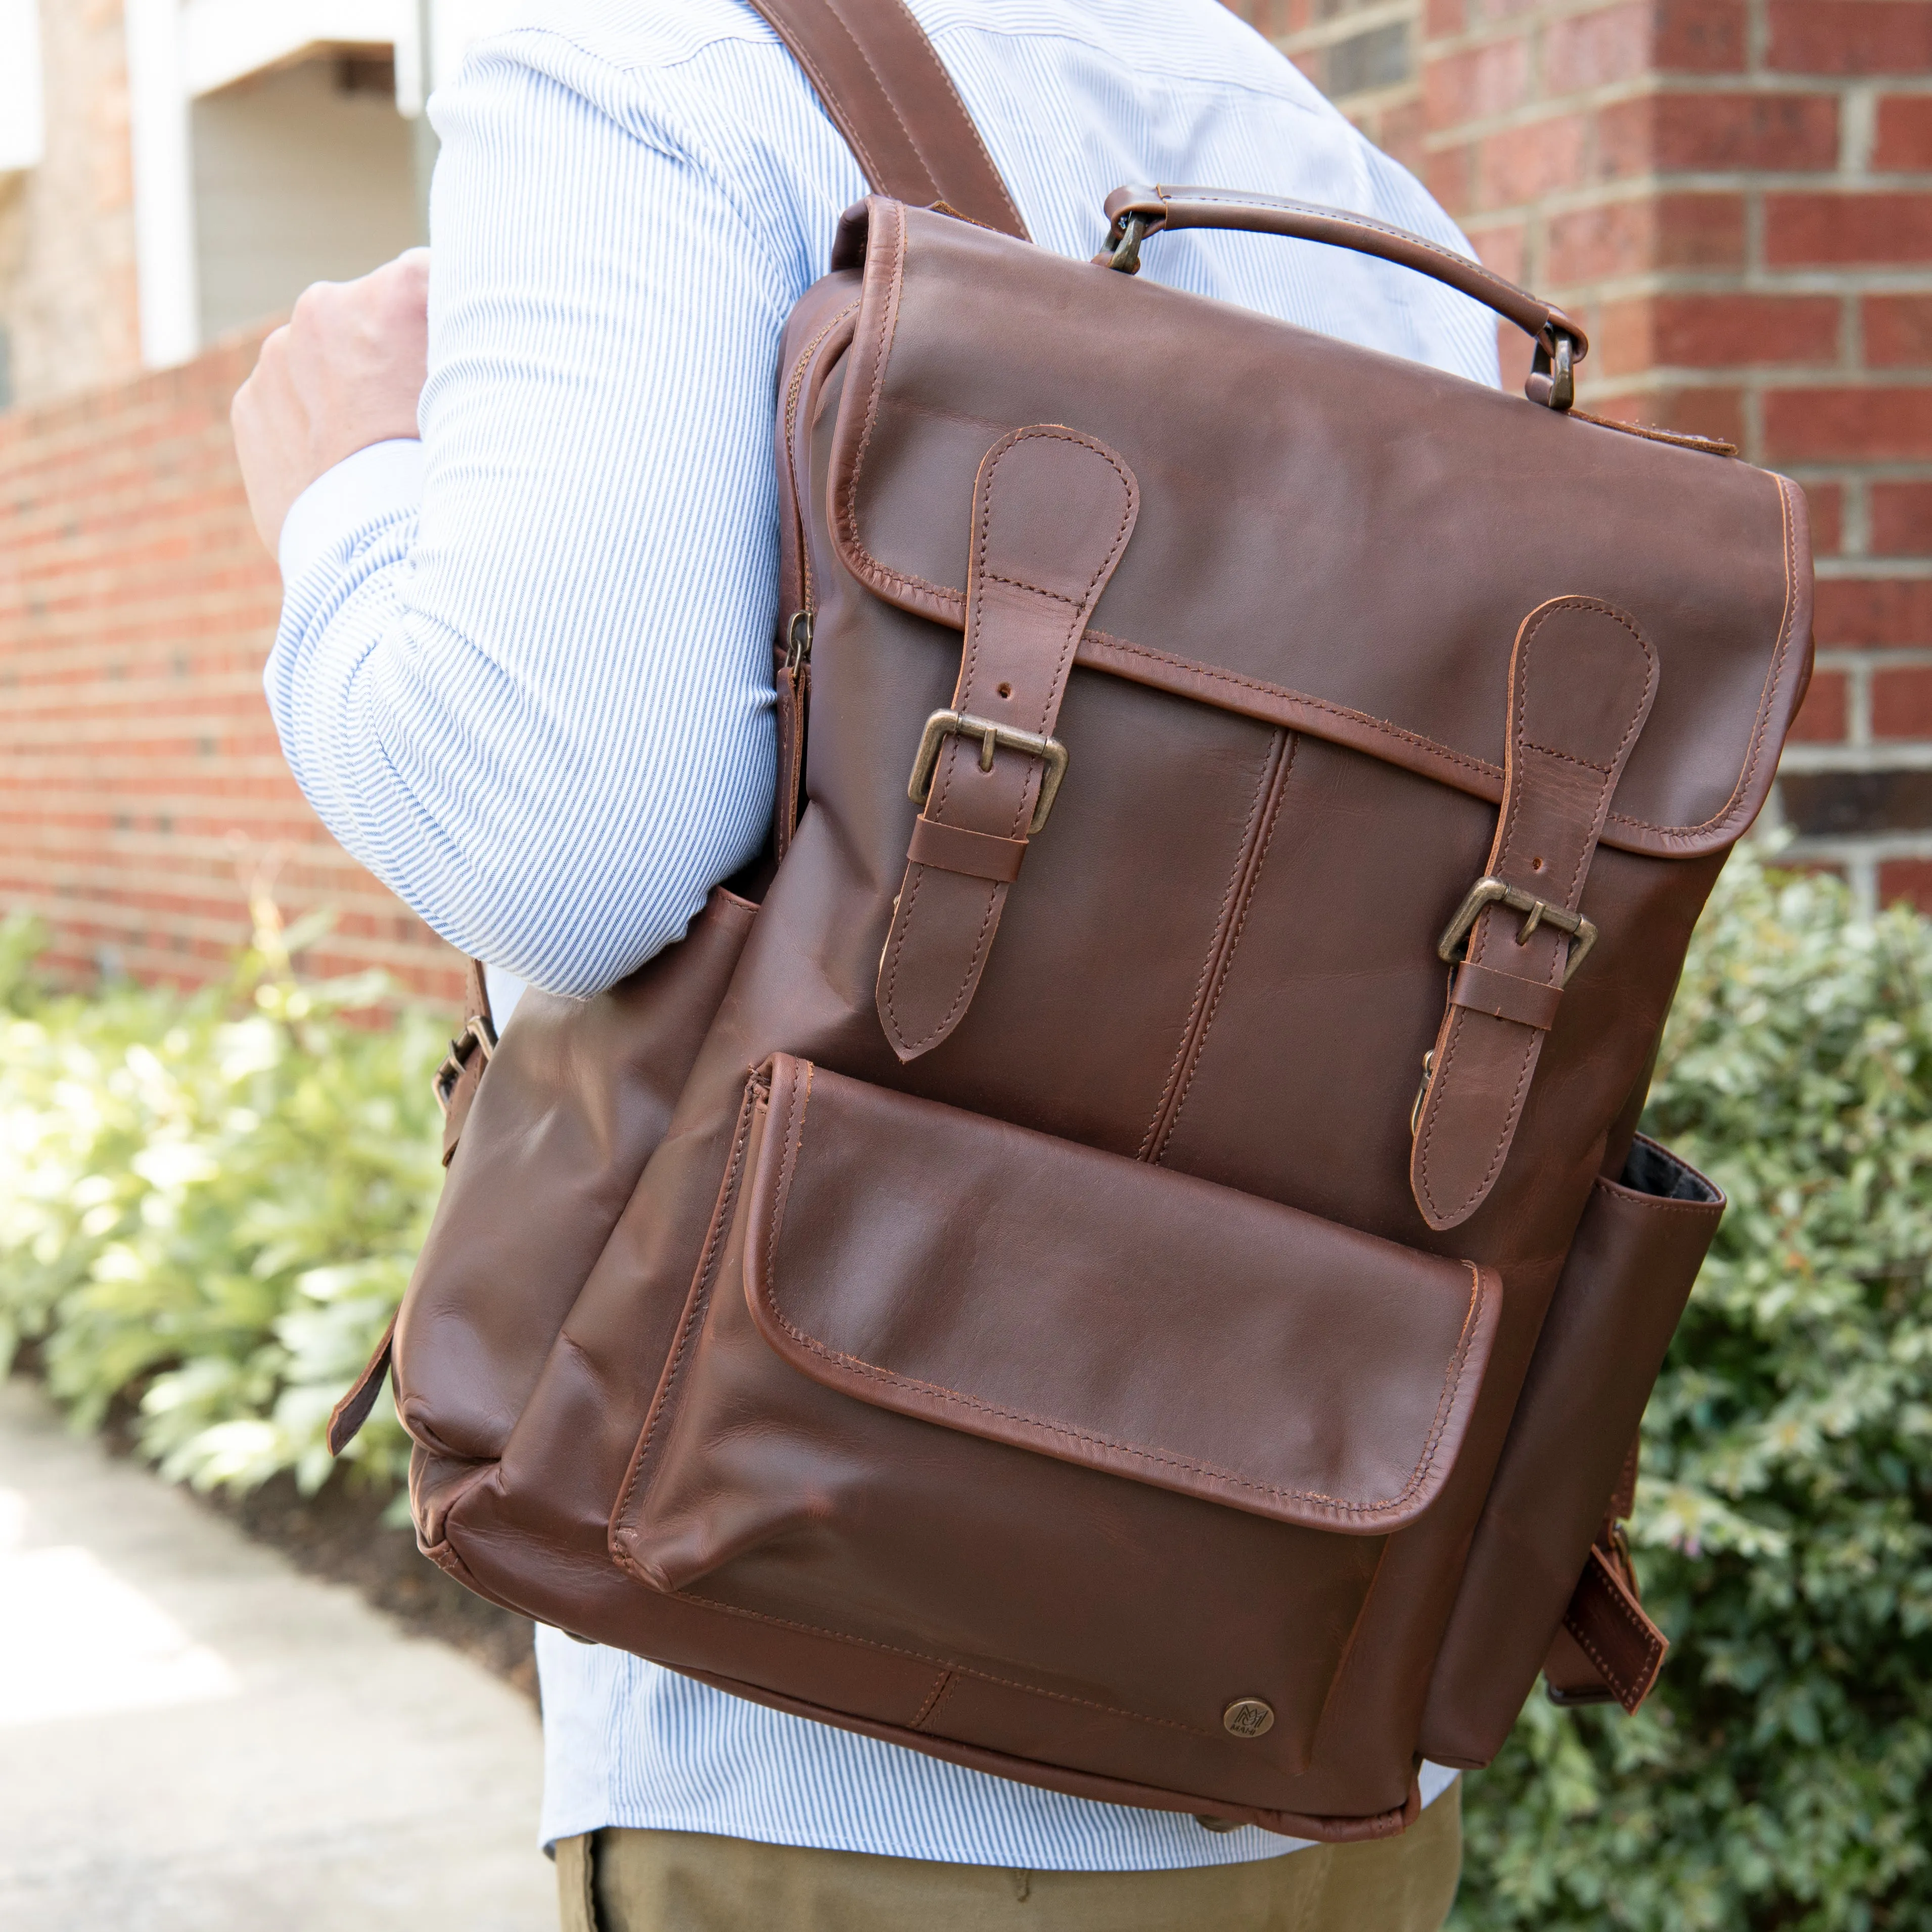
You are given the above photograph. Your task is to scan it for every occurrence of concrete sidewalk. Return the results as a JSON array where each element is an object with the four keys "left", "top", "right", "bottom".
[{"left": 0, "top": 1378, "right": 555, "bottom": 1931}]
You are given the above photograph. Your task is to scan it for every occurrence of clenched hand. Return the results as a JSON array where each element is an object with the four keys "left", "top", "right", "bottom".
[{"left": 231, "top": 248, "right": 431, "bottom": 559}]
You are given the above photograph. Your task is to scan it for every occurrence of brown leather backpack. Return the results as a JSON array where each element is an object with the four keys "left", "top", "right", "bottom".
[{"left": 330, "top": 0, "right": 1812, "bottom": 1841}]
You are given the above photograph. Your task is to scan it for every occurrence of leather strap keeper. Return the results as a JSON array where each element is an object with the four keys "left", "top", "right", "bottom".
[
  {"left": 1450, "top": 959, "right": 1562, "bottom": 1032},
  {"left": 1545, "top": 1541, "right": 1669, "bottom": 1715},
  {"left": 907, "top": 813, "right": 1028, "bottom": 882}
]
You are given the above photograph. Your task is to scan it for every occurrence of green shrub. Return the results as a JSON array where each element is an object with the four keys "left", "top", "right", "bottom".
[
  {"left": 1457, "top": 858, "right": 1932, "bottom": 1931},
  {"left": 0, "top": 903, "right": 446, "bottom": 1500}
]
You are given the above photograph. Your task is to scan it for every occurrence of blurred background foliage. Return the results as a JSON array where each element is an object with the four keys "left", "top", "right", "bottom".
[
  {"left": 1459, "top": 858, "right": 1932, "bottom": 1931},
  {"left": 0, "top": 897, "right": 443, "bottom": 1503},
  {"left": 2, "top": 854, "right": 1929, "bottom": 1928}
]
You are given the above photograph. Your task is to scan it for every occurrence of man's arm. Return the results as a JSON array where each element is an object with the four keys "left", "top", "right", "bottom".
[{"left": 244, "top": 37, "right": 845, "bottom": 996}]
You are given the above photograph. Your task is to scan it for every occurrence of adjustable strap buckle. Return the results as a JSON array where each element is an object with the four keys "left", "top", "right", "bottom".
[
  {"left": 433, "top": 1015, "right": 497, "bottom": 1119},
  {"left": 907, "top": 709, "right": 1070, "bottom": 835},
  {"left": 1437, "top": 876, "right": 1598, "bottom": 988}
]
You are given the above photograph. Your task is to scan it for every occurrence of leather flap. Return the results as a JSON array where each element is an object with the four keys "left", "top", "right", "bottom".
[
  {"left": 741, "top": 1055, "right": 1501, "bottom": 1535},
  {"left": 826, "top": 201, "right": 1812, "bottom": 861}
]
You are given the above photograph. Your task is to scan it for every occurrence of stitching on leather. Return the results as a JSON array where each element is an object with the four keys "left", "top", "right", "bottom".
[
  {"left": 1134, "top": 738, "right": 1279, "bottom": 1159},
  {"left": 1154, "top": 732, "right": 1297, "bottom": 1162},
  {"left": 830, "top": 235, "right": 1795, "bottom": 857},
  {"left": 1521, "top": 739, "right": 1615, "bottom": 774},
  {"left": 1564, "top": 1566, "right": 1661, "bottom": 1707},
  {"left": 758, "top": 1155, "right": 1487, "bottom": 1522},
  {"left": 777, "top": 29, "right": 885, "bottom": 185},
  {"left": 982, "top": 570, "right": 1080, "bottom": 607},
  {"left": 612, "top": 1081, "right": 762, "bottom": 1539},
  {"left": 816, "top": 0, "right": 941, "bottom": 200},
  {"left": 917, "top": 71, "right": 1028, "bottom": 238}
]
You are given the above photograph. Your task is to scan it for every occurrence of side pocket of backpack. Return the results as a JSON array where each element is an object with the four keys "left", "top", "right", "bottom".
[{"left": 1418, "top": 1137, "right": 1724, "bottom": 1766}]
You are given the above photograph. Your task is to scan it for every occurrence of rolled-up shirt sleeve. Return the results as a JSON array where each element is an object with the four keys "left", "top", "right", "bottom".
[{"left": 264, "top": 34, "right": 842, "bottom": 996}]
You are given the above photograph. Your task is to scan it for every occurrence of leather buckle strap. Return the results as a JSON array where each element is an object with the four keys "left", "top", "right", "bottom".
[
  {"left": 875, "top": 425, "right": 1137, "bottom": 1063},
  {"left": 1409, "top": 597, "right": 1658, "bottom": 1232}
]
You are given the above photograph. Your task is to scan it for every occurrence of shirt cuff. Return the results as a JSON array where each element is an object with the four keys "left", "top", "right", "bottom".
[{"left": 278, "top": 437, "right": 427, "bottom": 587}]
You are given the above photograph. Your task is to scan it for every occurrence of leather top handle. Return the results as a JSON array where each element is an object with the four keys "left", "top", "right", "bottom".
[
  {"left": 1099, "top": 186, "right": 1587, "bottom": 410},
  {"left": 745, "top": 0, "right": 1029, "bottom": 241}
]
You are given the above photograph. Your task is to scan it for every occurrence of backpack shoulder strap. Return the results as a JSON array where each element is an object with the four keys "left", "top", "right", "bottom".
[{"left": 742, "top": 0, "right": 1029, "bottom": 240}]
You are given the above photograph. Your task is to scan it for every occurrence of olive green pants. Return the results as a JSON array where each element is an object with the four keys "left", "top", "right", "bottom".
[{"left": 557, "top": 1780, "right": 1460, "bottom": 1932}]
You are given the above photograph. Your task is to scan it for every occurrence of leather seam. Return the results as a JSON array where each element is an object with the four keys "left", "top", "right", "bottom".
[
  {"left": 1087, "top": 630, "right": 1507, "bottom": 783},
  {"left": 610, "top": 1081, "right": 762, "bottom": 1545},
  {"left": 834, "top": 201, "right": 908, "bottom": 590},
  {"left": 1134, "top": 735, "right": 1280, "bottom": 1159},
  {"left": 784, "top": 301, "right": 861, "bottom": 614},
  {"left": 663, "top": 1588, "right": 1213, "bottom": 1738},
  {"left": 1152, "top": 731, "right": 1296, "bottom": 1163},
  {"left": 916, "top": 55, "right": 1028, "bottom": 238},
  {"left": 910, "top": 1667, "right": 954, "bottom": 1729}
]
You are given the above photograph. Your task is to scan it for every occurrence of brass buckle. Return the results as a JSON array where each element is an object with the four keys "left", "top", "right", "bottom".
[
  {"left": 433, "top": 1015, "right": 496, "bottom": 1119},
  {"left": 907, "top": 710, "right": 1069, "bottom": 835},
  {"left": 1437, "top": 876, "right": 1597, "bottom": 987}
]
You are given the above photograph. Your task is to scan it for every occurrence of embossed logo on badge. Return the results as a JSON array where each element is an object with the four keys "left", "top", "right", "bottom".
[{"left": 1222, "top": 1697, "right": 1275, "bottom": 1738}]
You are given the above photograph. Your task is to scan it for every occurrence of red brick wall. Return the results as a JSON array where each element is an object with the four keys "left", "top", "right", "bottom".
[
  {"left": 5, "top": 1, "right": 1929, "bottom": 994},
  {"left": 1239, "top": 0, "right": 1932, "bottom": 912},
  {"left": 1414, "top": 0, "right": 1932, "bottom": 910},
  {"left": 0, "top": 328, "right": 462, "bottom": 998}
]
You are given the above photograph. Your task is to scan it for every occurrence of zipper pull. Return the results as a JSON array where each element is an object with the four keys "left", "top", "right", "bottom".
[{"left": 785, "top": 610, "right": 813, "bottom": 677}]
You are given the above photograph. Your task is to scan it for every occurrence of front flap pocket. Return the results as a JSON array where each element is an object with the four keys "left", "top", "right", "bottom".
[
  {"left": 746, "top": 1054, "right": 1497, "bottom": 1532},
  {"left": 746, "top": 1059, "right": 1499, "bottom": 1522},
  {"left": 614, "top": 1054, "right": 1500, "bottom": 1774}
]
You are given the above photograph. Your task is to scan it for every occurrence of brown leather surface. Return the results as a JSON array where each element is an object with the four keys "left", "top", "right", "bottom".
[
  {"left": 1409, "top": 596, "right": 1658, "bottom": 1230},
  {"left": 1101, "top": 185, "right": 1589, "bottom": 358},
  {"left": 743, "top": 0, "right": 1027, "bottom": 239},
  {"left": 394, "top": 888, "right": 755, "bottom": 1462},
  {"left": 827, "top": 201, "right": 1808, "bottom": 858},
  {"left": 367, "top": 151, "right": 1806, "bottom": 1829},
  {"left": 1420, "top": 1137, "right": 1722, "bottom": 1761}
]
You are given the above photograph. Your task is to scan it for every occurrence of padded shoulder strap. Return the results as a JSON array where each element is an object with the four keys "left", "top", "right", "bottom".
[{"left": 743, "top": 0, "right": 1029, "bottom": 240}]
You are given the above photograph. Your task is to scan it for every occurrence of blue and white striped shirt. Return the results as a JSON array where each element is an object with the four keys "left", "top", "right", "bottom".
[{"left": 268, "top": 0, "right": 1492, "bottom": 1869}]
